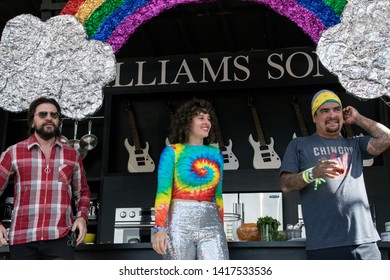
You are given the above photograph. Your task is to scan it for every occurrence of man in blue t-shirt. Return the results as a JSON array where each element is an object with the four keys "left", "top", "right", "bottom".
[{"left": 280, "top": 89, "right": 390, "bottom": 260}]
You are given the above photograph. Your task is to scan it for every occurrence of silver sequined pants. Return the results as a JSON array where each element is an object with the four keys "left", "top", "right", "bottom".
[{"left": 163, "top": 199, "right": 229, "bottom": 260}]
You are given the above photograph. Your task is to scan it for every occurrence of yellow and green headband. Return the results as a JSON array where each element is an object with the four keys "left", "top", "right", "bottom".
[{"left": 311, "top": 90, "right": 342, "bottom": 118}]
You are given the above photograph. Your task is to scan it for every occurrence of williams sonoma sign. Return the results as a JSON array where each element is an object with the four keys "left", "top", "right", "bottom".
[{"left": 107, "top": 47, "right": 338, "bottom": 94}]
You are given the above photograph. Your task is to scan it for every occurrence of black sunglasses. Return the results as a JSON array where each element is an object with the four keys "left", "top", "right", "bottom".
[{"left": 36, "top": 111, "right": 60, "bottom": 119}]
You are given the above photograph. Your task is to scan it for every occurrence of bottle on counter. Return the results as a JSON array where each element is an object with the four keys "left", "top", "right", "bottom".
[
  {"left": 298, "top": 219, "right": 306, "bottom": 239},
  {"left": 297, "top": 204, "right": 306, "bottom": 239}
]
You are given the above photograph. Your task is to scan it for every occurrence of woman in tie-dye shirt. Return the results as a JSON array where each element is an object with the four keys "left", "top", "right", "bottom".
[{"left": 152, "top": 98, "right": 228, "bottom": 260}]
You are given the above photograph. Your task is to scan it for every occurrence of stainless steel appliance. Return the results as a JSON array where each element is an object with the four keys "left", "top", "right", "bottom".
[
  {"left": 88, "top": 193, "right": 98, "bottom": 220},
  {"left": 2, "top": 197, "right": 13, "bottom": 222},
  {"left": 223, "top": 192, "right": 283, "bottom": 231},
  {"left": 113, "top": 207, "right": 154, "bottom": 243}
]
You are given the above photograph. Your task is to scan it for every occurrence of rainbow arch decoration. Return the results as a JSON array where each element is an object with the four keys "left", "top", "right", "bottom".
[{"left": 60, "top": 0, "right": 348, "bottom": 54}]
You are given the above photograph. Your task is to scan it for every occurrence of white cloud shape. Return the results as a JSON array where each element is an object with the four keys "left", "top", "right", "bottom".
[
  {"left": 0, "top": 14, "right": 116, "bottom": 119},
  {"left": 316, "top": 0, "right": 390, "bottom": 99}
]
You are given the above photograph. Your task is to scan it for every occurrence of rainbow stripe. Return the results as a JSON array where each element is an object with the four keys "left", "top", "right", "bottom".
[
  {"left": 248, "top": 0, "right": 347, "bottom": 43},
  {"left": 61, "top": 0, "right": 348, "bottom": 54}
]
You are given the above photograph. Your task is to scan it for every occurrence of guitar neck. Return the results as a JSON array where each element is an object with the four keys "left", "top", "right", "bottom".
[
  {"left": 167, "top": 104, "right": 175, "bottom": 122},
  {"left": 249, "top": 104, "right": 267, "bottom": 146},
  {"left": 213, "top": 113, "right": 225, "bottom": 146},
  {"left": 165, "top": 101, "right": 175, "bottom": 144},
  {"left": 292, "top": 101, "right": 309, "bottom": 136},
  {"left": 345, "top": 124, "right": 354, "bottom": 137},
  {"left": 127, "top": 109, "right": 142, "bottom": 150}
]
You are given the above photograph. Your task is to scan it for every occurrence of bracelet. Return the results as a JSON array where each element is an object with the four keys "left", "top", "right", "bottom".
[
  {"left": 153, "top": 226, "right": 166, "bottom": 233},
  {"left": 308, "top": 168, "right": 314, "bottom": 181},
  {"left": 302, "top": 168, "right": 315, "bottom": 184},
  {"left": 302, "top": 167, "right": 326, "bottom": 190}
]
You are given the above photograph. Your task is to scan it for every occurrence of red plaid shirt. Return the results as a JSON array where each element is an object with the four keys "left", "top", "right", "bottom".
[{"left": 0, "top": 135, "right": 90, "bottom": 245}]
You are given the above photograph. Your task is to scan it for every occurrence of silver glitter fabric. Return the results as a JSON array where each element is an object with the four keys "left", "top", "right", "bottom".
[
  {"left": 163, "top": 199, "right": 229, "bottom": 260},
  {"left": 0, "top": 14, "right": 116, "bottom": 120},
  {"left": 316, "top": 0, "right": 390, "bottom": 99}
]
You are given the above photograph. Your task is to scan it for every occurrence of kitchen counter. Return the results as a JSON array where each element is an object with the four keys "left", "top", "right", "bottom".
[
  {"left": 1, "top": 241, "right": 389, "bottom": 260},
  {"left": 74, "top": 240, "right": 309, "bottom": 260}
]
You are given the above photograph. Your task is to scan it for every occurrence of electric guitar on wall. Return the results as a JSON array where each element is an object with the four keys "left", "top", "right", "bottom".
[
  {"left": 344, "top": 124, "right": 374, "bottom": 167},
  {"left": 124, "top": 101, "right": 155, "bottom": 173},
  {"left": 292, "top": 95, "right": 309, "bottom": 138},
  {"left": 248, "top": 96, "right": 281, "bottom": 169},
  {"left": 209, "top": 103, "right": 239, "bottom": 170},
  {"left": 165, "top": 100, "right": 175, "bottom": 146}
]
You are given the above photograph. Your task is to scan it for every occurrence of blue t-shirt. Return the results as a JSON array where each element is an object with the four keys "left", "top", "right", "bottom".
[{"left": 280, "top": 133, "right": 379, "bottom": 250}]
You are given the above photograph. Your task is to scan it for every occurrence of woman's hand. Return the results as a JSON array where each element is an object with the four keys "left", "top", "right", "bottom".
[{"left": 152, "top": 230, "right": 167, "bottom": 255}]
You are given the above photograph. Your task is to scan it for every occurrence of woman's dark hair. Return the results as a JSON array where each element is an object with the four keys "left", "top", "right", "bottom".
[
  {"left": 168, "top": 98, "right": 217, "bottom": 145},
  {"left": 27, "top": 96, "right": 62, "bottom": 135}
]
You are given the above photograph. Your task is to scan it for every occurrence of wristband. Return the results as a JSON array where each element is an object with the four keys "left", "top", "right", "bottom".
[
  {"left": 308, "top": 168, "right": 314, "bottom": 181},
  {"left": 302, "top": 167, "right": 325, "bottom": 190},
  {"left": 302, "top": 168, "right": 315, "bottom": 184},
  {"left": 153, "top": 226, "right": 166, "bottom": 233}
]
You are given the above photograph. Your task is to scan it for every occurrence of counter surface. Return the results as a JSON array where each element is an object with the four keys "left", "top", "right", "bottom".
[{"left": 1, "top": 241, "right": 389, "bottom": 260}]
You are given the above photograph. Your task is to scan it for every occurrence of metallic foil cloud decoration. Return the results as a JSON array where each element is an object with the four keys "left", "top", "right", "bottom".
[
  {"left": 0, "top": 14, "right": 116, "bottom": 120},
  {"left": 316, "top": 0, "right": 390, "bottom": 99}
]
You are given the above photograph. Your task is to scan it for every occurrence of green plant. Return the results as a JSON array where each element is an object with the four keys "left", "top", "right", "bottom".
[{"left": 256, "top": 216, "right": 281, "bottom": 241}]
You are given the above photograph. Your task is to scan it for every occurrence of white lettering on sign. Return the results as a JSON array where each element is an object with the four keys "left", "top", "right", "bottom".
[
  {"left": 136, "top": 61, "right": 156, "bottom": 86},
  {"left": 113, "top": 62, "right": 132, "bottom": 87},
  {"left": 200, "top": 56, "right": 232, "bottom": 83},
  {"left": 234, "top": 55, "right": 250, "bottom": 82},
  {"left": 267, "top": 51, "right": 325, "bottom": 80},
  {"left": 199, "top": 56, "right": 250, "bottom": 83},
  {"left": 111, "top": 49, "right": 330, "bottom": 89},
  {"left": 171, "top": 59, "right": 197, "bottom": 85},
  {"left": 158, "top": 60, "right": 169, "bottom": 85},
  {"left": 112, "top": 55, "right": 251, "bottom": 87}
]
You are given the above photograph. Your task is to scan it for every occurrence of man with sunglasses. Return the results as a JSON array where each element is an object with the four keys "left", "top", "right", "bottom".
[{"left": 0, "top": 97, "right": 90, "bottom": 259}]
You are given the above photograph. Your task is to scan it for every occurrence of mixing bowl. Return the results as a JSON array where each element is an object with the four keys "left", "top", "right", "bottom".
[{"left": 83, "top": 233, "right": 96, "bottom": 244}]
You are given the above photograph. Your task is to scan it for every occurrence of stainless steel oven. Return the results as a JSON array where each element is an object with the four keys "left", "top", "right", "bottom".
[{"left": 113, "top": 207, "right": 155, "bottom": 243}]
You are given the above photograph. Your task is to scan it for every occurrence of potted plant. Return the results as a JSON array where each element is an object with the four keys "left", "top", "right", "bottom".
[{"left": 257, "top": 216, "right": 280, "bottom": 241}]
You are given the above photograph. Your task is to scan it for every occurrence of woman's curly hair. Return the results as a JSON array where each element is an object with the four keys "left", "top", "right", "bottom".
[{"left": 168, "top": 98, "right": 217, "bottom": 145}]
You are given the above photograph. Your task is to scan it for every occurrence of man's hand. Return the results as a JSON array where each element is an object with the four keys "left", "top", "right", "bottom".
[
  {"left": 0, "top": 224, "right": 9, "bottom": 247},
  {"left": 312, "top": 158, "right": 345, "bottom": 179},
  {"left": 342, "top": 106, "right": 360, "bottom": 126},
  {"left": 72, "top": 217, "right": 87, "bottom": 246}
]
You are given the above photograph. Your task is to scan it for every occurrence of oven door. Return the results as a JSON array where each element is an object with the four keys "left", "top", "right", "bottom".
[{"left": 114, "top": 224, "right": 154, "bottom": 243}]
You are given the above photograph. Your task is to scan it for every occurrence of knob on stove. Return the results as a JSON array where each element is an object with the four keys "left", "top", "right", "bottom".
[
  {"left": 129, "top": 211, "right": 136, "bottom": 218},
  {"left": 120, "top": 211, "right": 126, "bottom": 218}
]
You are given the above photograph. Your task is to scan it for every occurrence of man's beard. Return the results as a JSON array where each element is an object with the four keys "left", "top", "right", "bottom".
[
  {"left": 325, "top": 124, "right": 341, "bottom": 133},
  {"left": 35, "top": 124, "right": 59, "bottom": 141},
  {"left": 325, "top": 119, "right": 341, "bottom": 133}
]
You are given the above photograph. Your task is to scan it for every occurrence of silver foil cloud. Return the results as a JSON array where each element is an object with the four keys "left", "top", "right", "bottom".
[
  {"left": 0, "top": 14, "right": 116, "bottom": 119},
  {"left": 316, "top": 0, "right": 390, "bottom": 99}
]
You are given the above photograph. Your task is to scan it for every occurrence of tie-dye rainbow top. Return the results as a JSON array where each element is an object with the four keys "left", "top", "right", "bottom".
[{"left": 154, "top": 143, "right": 224, "bottom": 228}]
